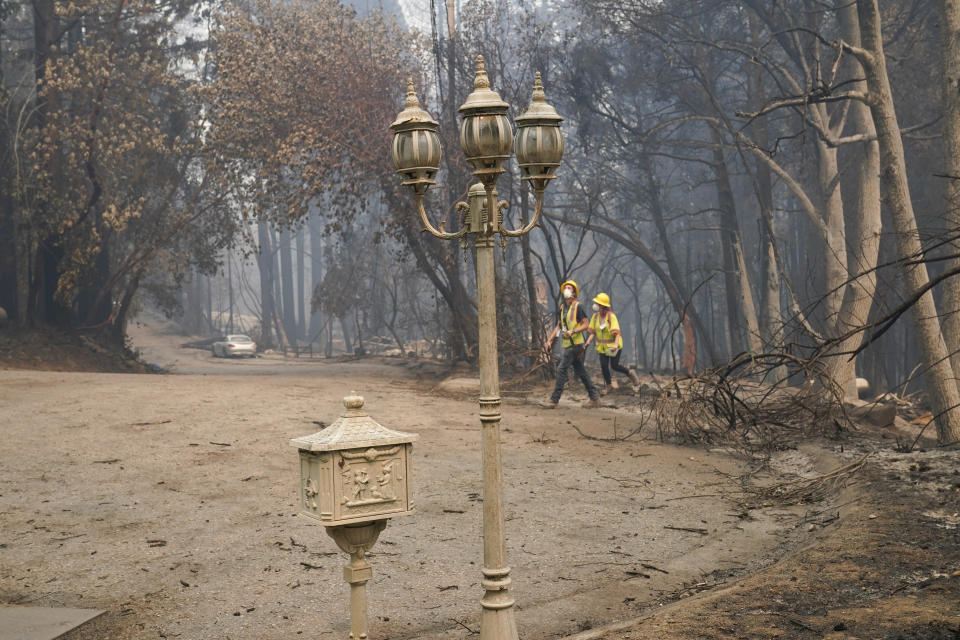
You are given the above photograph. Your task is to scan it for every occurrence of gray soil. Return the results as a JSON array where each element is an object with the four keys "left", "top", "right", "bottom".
[{"left": 0, "top": 321, "right": 837, "bottom": 639}]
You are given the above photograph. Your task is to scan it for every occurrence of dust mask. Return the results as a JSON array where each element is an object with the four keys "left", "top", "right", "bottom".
[
  {"left": 563, "top": 287, "right": 573, "bottom": 299},
  {"left": 592, "top": 303, "right": 600, "bottom": 313}
]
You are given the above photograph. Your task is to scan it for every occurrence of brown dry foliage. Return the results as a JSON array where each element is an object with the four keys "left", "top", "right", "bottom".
[{"left": 205, "top": 0, "right": 418, "bottom": 229}]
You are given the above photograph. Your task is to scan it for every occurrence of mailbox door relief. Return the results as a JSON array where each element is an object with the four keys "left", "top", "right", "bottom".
[
  {"left": 299, "top": 446, "right": 413, "bottom": 525},
  {"left": 338, "top": 446, "right": 402, "bottom": 510}
]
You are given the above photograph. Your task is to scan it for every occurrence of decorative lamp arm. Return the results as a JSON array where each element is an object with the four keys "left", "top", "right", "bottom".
[
  {"left": 416, "top": 193, "right": 470, "bottom": 240},
  {"left": 499, "top": 187, "right": 545, "bottom": 238}
]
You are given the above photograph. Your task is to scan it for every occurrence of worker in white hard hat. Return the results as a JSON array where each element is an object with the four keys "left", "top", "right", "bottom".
[
  {"left": 542, "top": 280, "right": 600, "bottom": 409},
  {"left": 585, "top": 292, "right": 641, "bottom": 394}
]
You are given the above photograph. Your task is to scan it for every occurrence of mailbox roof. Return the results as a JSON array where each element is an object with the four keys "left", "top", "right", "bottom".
[{"left": 290, "top": 395, "right": 418, "bottom": 452}]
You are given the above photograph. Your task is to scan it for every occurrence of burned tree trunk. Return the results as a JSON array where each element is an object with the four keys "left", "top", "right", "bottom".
[
  {"left": 938, "top": 0, "right": 960, "bottom": 381},
  {"left": 279, "top": 227, "right": 296, "bottom": 344},
  {"left": 712, "top": 138, "right": 762, "bottom": 357},
  {"left": 256, "top": 222, "right": 276, "bottom": 348},
  {"left": 827, "top": 0, "right": 882, "bottom": 400},
  {"left": 856, "top": 0, "right": 960, "bottom": 444}
]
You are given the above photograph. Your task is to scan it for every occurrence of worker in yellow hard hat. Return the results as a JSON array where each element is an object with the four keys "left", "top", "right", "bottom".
[
  {"left": 542, "top": 280, "right": 600, "bottom": 408},
  {"left": 585, "top": 292, "right": 641, "bottom": 394}
]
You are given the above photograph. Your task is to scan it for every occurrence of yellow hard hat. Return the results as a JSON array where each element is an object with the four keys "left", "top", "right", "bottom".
[
  {"left": 560, "top": 280, "right": 579, "bottom": 297},
  {"left": 593, "top": 292, "right": 611, "bottom": 307}
]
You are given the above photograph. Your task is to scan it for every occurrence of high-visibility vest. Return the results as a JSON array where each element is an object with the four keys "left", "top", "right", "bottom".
[
  {"left": 561, "top": 301, "right": 585, "bottom": 348},
  {"left": 589, "top": 311, "right": 622, "bottom": 354}
]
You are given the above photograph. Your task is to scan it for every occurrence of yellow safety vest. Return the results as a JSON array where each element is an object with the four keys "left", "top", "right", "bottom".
[
  {"left": 561, "top": 301, "right": 585, "bottom": 348},
  {"left": 589, "top": 311, "right": 622, "bottom": 354}
]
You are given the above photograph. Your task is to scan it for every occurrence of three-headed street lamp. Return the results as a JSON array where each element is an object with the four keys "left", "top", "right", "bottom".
[{"left": 389, "top": 55, "right": 563, "bottom": 640}]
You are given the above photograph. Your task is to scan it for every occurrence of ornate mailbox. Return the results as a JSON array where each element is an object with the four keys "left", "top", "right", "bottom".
[
  {"left": 292, "top": 395, "right": 417, "bottom": 525},
  {"left": 290, "top": 394, "right": 417, "bottom": 639}
]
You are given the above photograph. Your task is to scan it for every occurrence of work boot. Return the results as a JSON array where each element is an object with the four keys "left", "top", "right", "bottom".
[
  {"left": 600, "top": 385, "right": 610, "bottom": 396},
  {"left": 582, "top": 398, "right": 600, "bottom": 408},
  {"left": 541, "top": 399, "right": 558, "bottom": 409},
  {"left": 628, "top": 369, "right": 641, "bottom": 386},
  {"left": 610, "top": 379, "right": 619, "bottom": 390}
]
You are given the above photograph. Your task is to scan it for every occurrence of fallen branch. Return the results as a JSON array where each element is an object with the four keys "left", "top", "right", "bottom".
[
  {"left": 742, "top": 453, "right": 869, "bottom": 507},
  {"left": 642, "top": 563, "right": 669, "bottom": 574},
  {"left": 450, "top": 618, "right": 478, "bottom": 634},
  {"left": 664, "top": 525, "right": 709, "bottom": 535}
]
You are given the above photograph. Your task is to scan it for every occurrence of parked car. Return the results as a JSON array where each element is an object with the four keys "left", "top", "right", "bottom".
[{"left": 212, "top": 334, "right": 257, "bottom": 358}]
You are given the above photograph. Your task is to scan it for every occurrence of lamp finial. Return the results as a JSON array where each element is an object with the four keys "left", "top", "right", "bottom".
[
  {"left": 474, "top": 55, "right": 490, "bottom": 90},
  {"left": 531, "top": 71, "right": 546, "bottom": 103},
  {"left": 404, "top": 78, "right": 419, "bottom": 109}
]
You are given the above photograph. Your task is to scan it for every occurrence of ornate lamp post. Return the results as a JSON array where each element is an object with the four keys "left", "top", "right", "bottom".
[{"left": 390, "top": 55, "right": 563, "bottom": 640}]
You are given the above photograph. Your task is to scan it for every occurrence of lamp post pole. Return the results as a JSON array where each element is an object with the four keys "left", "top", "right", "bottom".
[
  {"left": 476, "top": 224, "right": 514, "bottom": 638},
  {"left": 390, "top": 56, "right": 563, "bottom": 640}
]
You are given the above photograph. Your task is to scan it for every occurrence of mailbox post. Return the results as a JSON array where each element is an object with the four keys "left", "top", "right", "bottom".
[{"left": 291, "top": 394, "right": 418, "bottom": 639}]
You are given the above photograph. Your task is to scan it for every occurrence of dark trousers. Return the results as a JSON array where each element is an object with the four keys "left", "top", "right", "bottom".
[
  {"left": 551, "top": 344, "right": 599, "bottom": 403},
  {"left": 599, "top": 351, "right": 631, "bottom": 385}
]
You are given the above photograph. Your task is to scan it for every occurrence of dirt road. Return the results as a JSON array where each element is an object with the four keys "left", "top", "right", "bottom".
[{"left": 2, "top": 322, "right": 825, "bottom": 639}]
